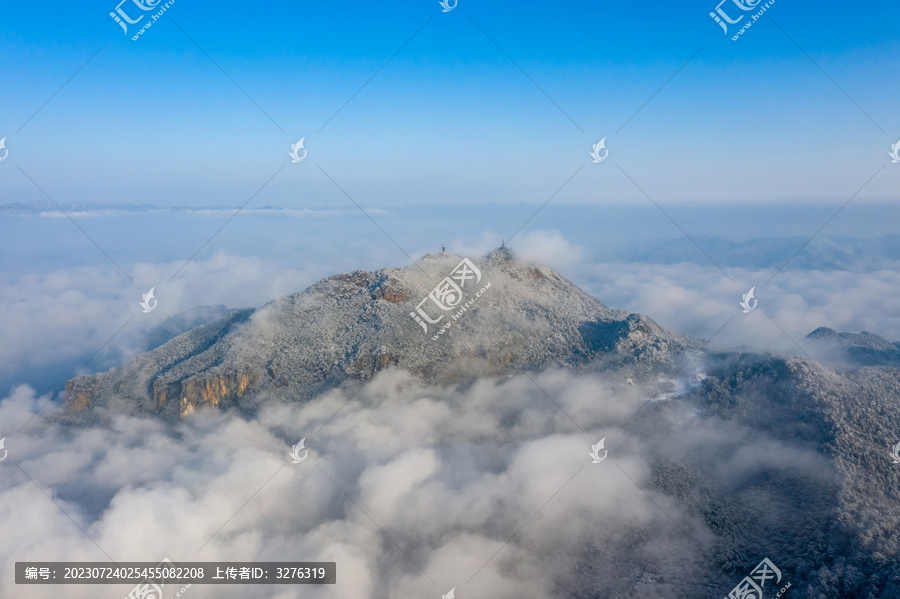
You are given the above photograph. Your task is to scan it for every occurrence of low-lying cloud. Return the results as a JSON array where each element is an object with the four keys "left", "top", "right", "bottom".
[
  {"left": 0, "top": 252, "right": 328, "bottom": 396},
  {"left": 575, "top": 261, "right": 900, "bottom": 352},
  {"left": 0, "top": 365, "right": 830, "bottom": 598}
]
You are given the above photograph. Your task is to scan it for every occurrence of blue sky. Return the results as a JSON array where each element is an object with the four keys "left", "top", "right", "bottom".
[{"left": 1, "top": 0, "right": 899, "bottom": 208}]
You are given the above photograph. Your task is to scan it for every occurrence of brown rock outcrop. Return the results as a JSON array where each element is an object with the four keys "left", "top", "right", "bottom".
[
  {"left": 64, "top": 378, "right": 98, "bottom": 413},
  {"left": 178, "top": 371, "right": 257, "bottom": 416}
]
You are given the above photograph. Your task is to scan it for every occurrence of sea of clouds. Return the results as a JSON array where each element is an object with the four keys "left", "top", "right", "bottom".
[{"left": 0, "top": 364, "right": 833, "bottom": 598}]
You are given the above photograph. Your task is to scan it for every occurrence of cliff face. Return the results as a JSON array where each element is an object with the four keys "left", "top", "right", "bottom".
[
  {"left": 62, "top": 248, "right": 694, "bottom": 419},
  {"left": 64, "top": 379, "right": 97, "bottom": 414},
  {"left": 149, "top": 371, "right": 257, "bottom": 416}
]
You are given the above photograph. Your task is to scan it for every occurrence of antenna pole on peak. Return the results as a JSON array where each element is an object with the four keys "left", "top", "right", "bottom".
[
  {"left": 442, "top": 244, "right": 445, "bottom": 253},
  {"left": 501, "top": 239, "right": 505, "bottom": 248}
]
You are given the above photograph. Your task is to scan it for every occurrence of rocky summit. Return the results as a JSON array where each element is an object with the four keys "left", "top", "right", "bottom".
[{"left": 63, "top": 248, "right": 693, "bottom": 419}]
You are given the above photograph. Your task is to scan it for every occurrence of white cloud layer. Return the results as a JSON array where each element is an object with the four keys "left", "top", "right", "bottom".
[
  {"left": 0, "top": 252, "right": 327, "bottom": 394},
  {"left": 0, "top": 370, "right": 769, "bottom": 599},
  {"left": 574, "top": 261, "right": 900, "bottom": 352},
  {"left": 0, "top": 365, "right": 832, "bottom": 599}
]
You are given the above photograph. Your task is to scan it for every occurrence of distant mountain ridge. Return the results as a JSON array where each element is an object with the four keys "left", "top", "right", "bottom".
[
  {"left": 0, "top": 201, "right": 365, "bottom": 217},
  {"left": 806, "top": 326, "right": 900, "bottom": 367},
  {"left": 6, "top": 201, "right": 897, "bottom": 271}
]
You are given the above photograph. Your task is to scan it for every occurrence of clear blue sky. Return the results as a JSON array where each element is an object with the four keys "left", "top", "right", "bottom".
[{"left": 1, "top": 0, "right": 898, "bottom": 207}]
